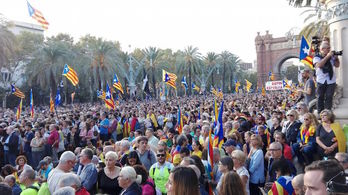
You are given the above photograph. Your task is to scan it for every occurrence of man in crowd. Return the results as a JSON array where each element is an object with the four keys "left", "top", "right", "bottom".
[
  {"left": 136, "top": 136, "right": 156, "bottom": 170},
  {"left": 298, "top": 68, "right": 316, "bottom": 109},
  {"left": 3, "top": 125, "right": 19, "bottom": 166},
  {"left": 4, "top": 175, "right": 22, "bottom": 195},
  {"left": 19, "top": 168, "right": 40, "bottom": 195},
  {"left": 77, "top": 148, "right": 97, "bottom": 194},
  {"left": 292, "top": 174, "right": 305, "bottom": 195},
  {"left": 149, "top": 149, "right": 173, "bottom": 194}
]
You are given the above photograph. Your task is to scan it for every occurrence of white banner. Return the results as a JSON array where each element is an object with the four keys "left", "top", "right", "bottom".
[{"left": 265, "top": 80, "right": 292, "bottom": 91}]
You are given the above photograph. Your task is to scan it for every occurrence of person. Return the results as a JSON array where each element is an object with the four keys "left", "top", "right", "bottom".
[
  {"left": 133, "top": 165, "right": 156, "bottom": 195},
  {"left": 77, "top": 148, "right": 97, "bottom": 194},
  {"left": 19, "top": 168, "right": 40, "bottom": 195},
  {"left": 335, "top": 152, "right": 348, "bottom": 183},
  {"left": 222, "top": 139, "right": 238, "bottom": 157},
  {"left": 97, "top": 151, "right": 122, "bottom": 195},
  {"left": 4, "top": 175, "right": 22, "bottom": 195},
  {"left": 299, "top": 69, "right": 316, "bottom": 108},
  {"left": 316, "top": 109, "right": 346, "bottom": 159},
  {"left": 47, "top": 124, "right": 60, "bottom": 162},
  {"left": 304, "top": 159, "right": 346, "bottom": 194},
  {"left": 218, "top": 171, "right": 246, "bottom": 195},
  {"left": 58, "top": 173, "right": 89, "bottom": 195},
  {"left": 126, "top": 151, "right": 142, "bottom": 167},
  {"left": 248, "top": 134, "right": 265, "bottom": 195},
  {"left": 37, "top": 160, "right": 52, "bottom": 182},
  {"left": 273, "top": 131, "right": 292, "bottom": 161},
  {"left": 165, "top": 166, "right": 199, "bottom": 195},
  {"left": 118, "top": 166, "right": 142, "bottom": 195},
  {"left": 292, "top": 174, "right": 305, "bottom": 195},
  {"left": 53, "top": 186, "right": 75, "bottom": 195},
  {"left": 313, "top": 40, "right": 340, "bottom": 113},
  {"left": 149, "top": 149, "right": 173, "bottom": 194},
  {"left": 232, "top": 150, "right": 250, "bottom": 195},
  {"left": 191, "top": 140, "right": 202, "bottom": 159},
  {"left": 216, "top": 156, "right": 234, "bottom": 191},
  {"left": 136, "top": 136, "right": 156, "bottom": 170},
  {"left": 145, "top": 128, "right": 159, "bottom": 151},
  {"left": 30, "top": 130, "right": 45, "bottom": 169},
  {"left": 15, "top": 155, "right": 31, "bottom": 175},
  {"left": 3, "top": 126, "right": 20, "bottom": 166},
  {"left": 23, "top": 123, "right": 34, "bottom": 167},
  {"left": 268, "top": 158, "right": 295, "bottom": 195},
  {"left": 119, "top": 140, "right": 131, "bottom": 165},
  {"left": 282, "top": 110, "right": 302, "bottom": 146},
  {"left": 99, "top": 112, "right": 110, "bottom": 142},
  {"left": 47, "top": 151, "right": 77, "bottom": 193},
  {"left": 0, "top": 182, "right": 12, "bottom": 195},
  {"left": 292, "top": 113, "right": 316, "bottom": 166}
]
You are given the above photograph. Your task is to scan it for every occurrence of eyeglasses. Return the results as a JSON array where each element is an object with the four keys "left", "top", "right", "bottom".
[
  {"left": 287, "top": 114, "right": 294, "bottom": 117},
  {"left": 297, "top": 107, "right": 302, "bottom": 110},
  {"left": 304, "top": 118, "right": 310, "bottom": 121},
  {"left": 269, "top": 148, "right": 281, "bottom": 151},
  {"left": 157, "top": 154, "right": 165, "bottom": 157}
]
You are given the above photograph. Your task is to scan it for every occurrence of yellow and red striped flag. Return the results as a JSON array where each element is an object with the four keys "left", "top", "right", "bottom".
[
  {"left": 30, "top": 89, "right": 34, "bottom": 118},
  {"left": 50, "top": 93, "right": 55, "bottom": 113},
  {"left": 162, "top": 69, "right": 177, "bottom": 89},
  {"left": 245, "top": 79, "right": 252, "bottom": 93},
  {"left": 27, "top": 1, "right": 49, "bottom": 30},
  {"left": 11, "top": 84, "right": 25, "bottom": 99},
  {"left": 16, "top": 99, "right": 23, "bottom": 121},
  {"left": 105, "top": 83, "right": 115, "bottom": 110},
  {"left": 113, "top": 73, "right": 124, "bottom": 94},
  {"left": 62, "top": 64, "right": 79, "bottom": 86}
]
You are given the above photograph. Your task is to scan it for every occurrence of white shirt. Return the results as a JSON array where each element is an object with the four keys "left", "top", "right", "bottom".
[
  {"left": 47, "top": 168, "right": 68, "bottom": 193},
  {"left": 236, "top": 166, "right": 250, "bottom": 195},
  {"left": 313, "top": 56, "right": 336, "bottom": 84}
]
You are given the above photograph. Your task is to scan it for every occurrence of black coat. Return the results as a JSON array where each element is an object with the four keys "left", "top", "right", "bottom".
[
  {"left": 5, "top": 132, "right": 19, "bottom": 155},
  {"left": 121, "top": 182, "right": 142, "bottom": 195},
  {"left": 284, "top": 121, "right": 302, "bottom": 145}
]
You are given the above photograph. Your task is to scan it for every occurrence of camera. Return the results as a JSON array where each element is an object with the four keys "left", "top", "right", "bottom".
[{"left": 332, "top": 50, "right": 343, "bottom": 56}]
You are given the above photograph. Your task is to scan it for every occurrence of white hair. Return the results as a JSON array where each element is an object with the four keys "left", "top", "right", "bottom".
[
  {"left": 105, "top": 151, "right": 118, "bottom": 161},
  {"left": 120, "top": 140, "right": 130, "bottom": 150},
  {"left": 53, "top": 186, "right": 75, "bottom": 195},
  {"left": 59, "top": 151, "right": 76, "bottom": 164},
  {"left": 59, "top": 173, "right": 81, "bottom": 188},
  {"left": 120, "top": 166, "right": 142, "bottom": 184}
]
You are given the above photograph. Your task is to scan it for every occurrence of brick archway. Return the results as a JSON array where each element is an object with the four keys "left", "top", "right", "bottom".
[{"left": 255, "top": 31, "right": 300, "bottom": 87}]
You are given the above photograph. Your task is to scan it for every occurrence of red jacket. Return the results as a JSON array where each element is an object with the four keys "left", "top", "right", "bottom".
[{"left": 76, "top": 187, "right": 90, "bottom": 195}]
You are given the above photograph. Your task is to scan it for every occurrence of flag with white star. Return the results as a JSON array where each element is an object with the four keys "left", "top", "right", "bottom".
[
  {"left": 299, "top": 36, "right": 314, "bottom": 69},
  {"left": 105, "top": 83, "right": 115, "bottom": 110}
]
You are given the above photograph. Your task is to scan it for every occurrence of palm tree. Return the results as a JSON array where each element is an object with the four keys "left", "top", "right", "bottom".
[
  {"left": 143, "top": 47, "right": 162, "bottom": 98},
  {"left": 204, "top": 52, "right": 218, "bottom": 87},
  {"left": 184, "top": 46, "right": 200, "bottom": 96},
  {"left": 0, "top": 19, "right": 16, "bottom": 69}
]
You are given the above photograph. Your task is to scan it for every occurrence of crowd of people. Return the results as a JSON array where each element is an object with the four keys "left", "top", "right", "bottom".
[{"left": 0, "top": 40, "right": 347, "bottom": 195}]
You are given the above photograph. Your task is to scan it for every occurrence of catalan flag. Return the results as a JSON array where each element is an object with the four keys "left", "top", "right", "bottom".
[
  {"left": 113, "top": 73, "right": 124, "bottom": 94},
  {"left": 192, "top": 83, "right": 200, "bottom": 92},
  {"left": 162, "top": 70, "right": 177, "bottom": 89},
  {"left": 97, "top": 90, "right": 106, "bottom": 100},
  {"left": 269, "top": 71, "right": 275, "bottom": 81},
  {"left": 181, "top": 76, "right": 188, "bottom": 90},
  {"left": 299, "top": 36, "right": 314, "bottom": 69},
  {"left": 211, "top": 86, "right": 218, "bottom": 97},
  {"left": 123, "top": 119, "right": 130, "bottom": 138},
  {"left": 245, "top": 79, "right": 252, "bottom": 93},
  {"left": 262, "top": 87, "right": 266, "bottom": 96},
  {"left": 283, "top": 80, "right": 291, "bottom": 90},
  {"left": 218, "top": 88, "right": 223, "bottom": 99},
  {"left": 177, "top": 106, "right": 183, "bottom": 134},
  {"left": 235, "top": 80, "right": 240, "bottom": 93},
  {"left": 55, "top": 88, "right": 61, "bottom": 106},
  {"left": 214, "top": 101, "right": 224, "bottom": 148},
  {"left": 49, "top": 93, "right": 55, "bottom": 113},
  {"left": 16, "top": 99, "right": 22, "bottom": 121},
  {"left": 11, "top": 84, "right": 25, "bottom": 99},
  {"left": 268, "top": 176, "right": 294, "bottom": 195},
  {"left": 62, "top": 64, "right": 79, "bottom": 86},
  {"left": 27, "top": 1, "right": 49, "bottom": 30},
  {"left": 30, "top": 89, "right": 34, "bottom": 118},
  {"left": 105, "top": 83, "right": 115, "bottom": 110},
  {"left": 207, "top": 128, "right": 214, "bottom": 195}
]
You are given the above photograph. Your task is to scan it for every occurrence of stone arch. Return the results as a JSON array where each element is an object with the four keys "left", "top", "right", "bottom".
[{"left": 272, "top": 52, "right": 299, "bottom": 76}]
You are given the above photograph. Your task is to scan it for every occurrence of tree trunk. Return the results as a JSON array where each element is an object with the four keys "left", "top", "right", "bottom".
[
  {"left": 152, "top": 66, "right": 156, "bottom": 98},
  {"left": 230, "top": 73, "right": 233, "bottom": 93},
  {"left": 96, "top": 66, "right": 101, "bottom": 90},
  {"left": 2, "top": 94, "right": 7, "bottom": 108},
  {"left": 188, "top": 62, "right": 192, "bottom": 96},
  {"left": 222, "top": 63, "right": 226, "bottom": 93},
  {"left": 211, "top": 71, "right": 214, "bottom": 88},
  {"left": 50, "top": 70, "right": 57, "bottom": 95}
]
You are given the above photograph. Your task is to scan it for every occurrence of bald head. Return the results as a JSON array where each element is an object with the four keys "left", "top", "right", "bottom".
[{"left": 292, "top": 174, "right": 305, "bottom": 195}]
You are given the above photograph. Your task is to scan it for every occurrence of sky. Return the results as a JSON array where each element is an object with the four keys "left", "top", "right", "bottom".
[{"left": 0, "top": 0, "right": 306, "bottom": 63}]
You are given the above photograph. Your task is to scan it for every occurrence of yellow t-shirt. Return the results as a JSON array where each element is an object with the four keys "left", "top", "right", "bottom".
[{"left": 192, "top": 150, "right": 202, "bottom": 158}]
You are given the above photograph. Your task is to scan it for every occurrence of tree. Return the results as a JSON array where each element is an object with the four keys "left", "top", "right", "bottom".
[
  {"left": 0, "top": 17, "right": 16, "bottom": 69},
  {"left": 143, "top": 47, "right": 162, "bottom": 98},
  {"left": 204, "top": 52, "right": 218, "bottom": 87},
  {"left": 183, "top": 46, "right": 200, "bottom": 96}
]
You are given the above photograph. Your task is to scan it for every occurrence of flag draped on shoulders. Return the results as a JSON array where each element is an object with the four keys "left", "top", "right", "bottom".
[
  {"left": 30, "top": 89, "right": 34, "bottom": 118},
  {"left": 162, "top": 70, "right": 177, "bottom": 89},
  {"left": 268, "top": 176, "right": 294, "bottom": 195},
  {"left": 213, "top": 101, "right": 224, "bottom": 148},
  {"left": 113, "top": 73, "right": 124, "bottom": 94},
  {"left": 105, "top": 83, "right": 115, "bottom": 110},
  {"left": 27, "top": 1, "right": 49, "bottom": 29},
  {"left": 11, "top": 84, "right": 25, "bottom": 99},
  {"left": 299, "top": 36, "right": 314, "bottom": 69},
  {"left": 62, "top": 64, "right": 79, "bottom": 86}
]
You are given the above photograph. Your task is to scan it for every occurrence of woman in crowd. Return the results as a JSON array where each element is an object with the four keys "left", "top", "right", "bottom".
[
  {"left": 217, "top": 156, "right": 234, "bottom": 190},
  {"left": 292, "top": 113, "right": 317, "bottom": 166},
  {"left": 316, "top": 109, "right": 346, "bottom": 159},
  {"left": 126, "top": 151, "right": 142, "bottom": 166},
  {"left": 30, "top": 130, "right": 45, "bottom": 168},
  {"left": 191, "top": 140, "right": 203, "bottom": 159},
  {"left": 243, "top": 131, "right": 252, "bottom": 155},
  {"left": 232, "top": 150, "right": 250, "bottom": 195},
  {"left": 97, "top": 151, "right": 122, "bottom": 195},
  {"left": 218, "top": 171, "right": 246, "bottom": 195},
  {"left": 248, "top": 134, "right": 265, "bottom": 195},
  {"left": 15, "top": 155, "right": 31, "bottom": 175},
  {"left": 282, "top": 109, "right": 302, "bottom": 145},
  {"left": 118, "top": 166, "right": 142, "bottom": 195},
  {"left": 66, "top": 125, "right": 79, "bottom": 151},
  {"left": 133, "top": 165, "right": 156, "bottom": 195},
  {"left": 166, "top": 166, "right": 199, "bottom": 195}
]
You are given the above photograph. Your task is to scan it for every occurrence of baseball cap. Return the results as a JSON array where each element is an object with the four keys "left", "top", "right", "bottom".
[{"left": 223, "top": 139, "right": 237, "bottom": 147}]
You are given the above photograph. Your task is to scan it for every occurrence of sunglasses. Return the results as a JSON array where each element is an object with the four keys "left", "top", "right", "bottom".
[
  {"left": 287, "top": 114, "right": 294, "bottom": 117},
  {"left": 157, "top": 154, "right": 165, "bottom": 157},
  {"left": 304, "top": 118, "right": 310, "bottom": 121}
]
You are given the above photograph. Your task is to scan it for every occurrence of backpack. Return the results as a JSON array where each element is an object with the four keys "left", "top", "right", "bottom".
[{"left": 145, "top": 180, "right": 162, "bottom": 195}]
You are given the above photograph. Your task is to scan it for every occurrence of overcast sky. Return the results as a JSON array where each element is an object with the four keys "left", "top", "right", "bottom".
[{"left": 0, "top": 0, "right": 306, "bottom": 63}]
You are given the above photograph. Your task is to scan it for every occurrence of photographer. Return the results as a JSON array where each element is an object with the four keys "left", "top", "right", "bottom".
[{"left": 313, "top": 41, "right": 340, "bottom": 114}]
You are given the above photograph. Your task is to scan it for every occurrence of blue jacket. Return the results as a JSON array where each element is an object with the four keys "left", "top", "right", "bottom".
[
  {"left": 121, "top": 182, "right": 142, "bottom": 195},
  {"left": 249, "top": 149, "right": 265, "bottom": 184}
]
